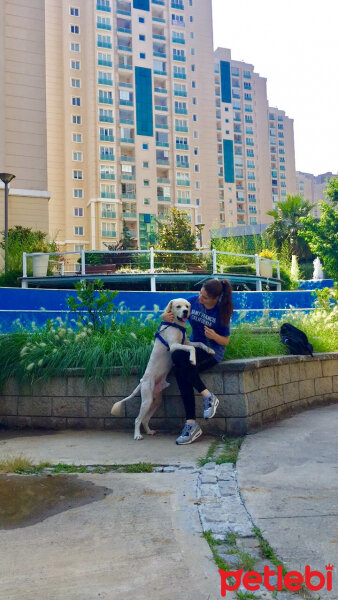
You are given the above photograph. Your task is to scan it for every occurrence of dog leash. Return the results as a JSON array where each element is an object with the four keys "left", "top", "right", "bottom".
[{"left": 154, "top": 321, "right": 186, "bottom": 351}]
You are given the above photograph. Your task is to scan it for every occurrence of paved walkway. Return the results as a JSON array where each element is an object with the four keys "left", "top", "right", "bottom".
[{"left": 0, "top": 404, "right": 337, "bottom": 599}]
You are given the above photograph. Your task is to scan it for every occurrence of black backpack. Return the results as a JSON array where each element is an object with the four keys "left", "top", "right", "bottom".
[{"left": 280, "top": 323, "right": 314, "bottom": 356}]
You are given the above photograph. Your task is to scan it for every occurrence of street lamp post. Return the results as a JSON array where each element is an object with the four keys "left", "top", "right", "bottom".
[{"left": 0, "top": 173, "right": 16, "bottom": 275}]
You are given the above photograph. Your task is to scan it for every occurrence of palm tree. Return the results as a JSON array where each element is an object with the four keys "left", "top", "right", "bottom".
[{"left": 266, "top": 195, "right": 315, "bottom": 258}]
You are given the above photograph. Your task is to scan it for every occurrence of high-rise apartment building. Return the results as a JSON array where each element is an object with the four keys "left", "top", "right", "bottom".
[
  {"left": 45, "top": 0, "right": 219, "bottom": 252},
  {"left": 0, "top": 0, "right": 49, "bottom": 236},
  {"left": 297, "top": 171, "right": 337, "bottom": 218},
  {"left": 214, "top": 48, "right": 297, "bottom": 229}
]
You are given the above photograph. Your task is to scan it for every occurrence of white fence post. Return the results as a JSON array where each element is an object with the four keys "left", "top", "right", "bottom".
[
  {"left": 150, "top": 246, "right": 156, "bottom": 291},
  {"left": 212, "top": 249, "right": 217, "bottom": 274},
  {"left": 81, "top": 249, "right": 86, "bottom": 276}
]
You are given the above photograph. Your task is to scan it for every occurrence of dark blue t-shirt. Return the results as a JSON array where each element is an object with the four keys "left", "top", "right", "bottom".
[{"left": 187, "top": 295, "right": 230, "bottom": 363}]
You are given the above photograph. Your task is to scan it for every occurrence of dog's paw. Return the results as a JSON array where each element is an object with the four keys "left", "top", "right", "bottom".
[
  {"left": 134, "top": 433, "right": 143, "bottom": 440},
  {"left": 189, "top": 357, "right": 196, "bottom": 365},
  {"left": 146, "top": 429, "right": 157, "bottom": 436}
]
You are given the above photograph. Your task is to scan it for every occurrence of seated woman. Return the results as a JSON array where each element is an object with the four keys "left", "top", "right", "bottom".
[{"left": 161, "top": 278, "right": 233, "bottom": 445}]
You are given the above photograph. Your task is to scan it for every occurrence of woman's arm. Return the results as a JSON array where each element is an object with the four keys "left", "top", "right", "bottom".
[{"left": 204, "top": 326, "right": 230, "bottom": 346}]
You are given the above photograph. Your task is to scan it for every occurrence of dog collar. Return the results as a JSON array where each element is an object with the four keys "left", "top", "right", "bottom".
[{"left": 155, "top": 321, "right": 186, "bottom": 350}]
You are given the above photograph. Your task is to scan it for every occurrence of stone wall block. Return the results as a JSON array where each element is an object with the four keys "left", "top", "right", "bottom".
[
  {"left": 289, "top": 362, "right": 306, "bottom": 382},
  {"left": 223, "top": 372, "right": 240, "bottom": 394},
  {"left": 267, "top": 385, "right": 284, "bottom": 408},
  {"left": 226, "top": 417, "right": 247, "bottom": 436},
  {"left": 67, "top": 377, "right": 103, "bottom": 398},
  {"left": 243, "top": 370, "right": 259, "bottom": 393},
  {"left": 283, "top": 381, "right": 300, "bottom": 403},
  {"left": 274, "top": 364, "right": 291, "bottom": 385},
  {"left": 322, "top": 360, "right": 338, "bottom": 377},
  {"left": 165, "top": 395, "right": 186, "bottom": 418},
  {"left": 21, "top": 378, "right": 67, "bottom": 397},
  {"left": 104, "top": 417, "right": 135, "bottom": 431},
  {"left": 104, "top": 376, "right": 139, "bottom": 397},
  {"left": 304, "top": 360, "right": 322, "bottom": 380},
  {"left": 88, "top": 397, "right": 123, "bottom": 418},
  {"left": 18, "top": 397, "right": 52, "bottom": 416},
  {"left": 30, "top": 417, "right": 67, "bottom": 429},
  {"left": 0, "top": 396, "right": 18, "bottom": 416},
  {"left": 1, "top": 379, "right": 20, "bottom": 396},
  {"left": 66, "top": 418, "right": 104, "bottom": 430},
  {"left": 216, "top": 394, "right": 248, "bottom": 418},
  {"left": 147, "top": 417, "right": 183, "bottom": 433},
  {"left": 52, "top": 397, "right": 87, "bottom": 417},
  {"left": 198, "top": 418, "right": 226, "bottom": 434},
  {"left": 262, "top": 407, "right": 280, "bottom": 424},
  {"left": 246, "top": 412, "right": 262, "bottom": 432},
  {"left": 200, "top": 372, "right": 223, "bottom": 395},
  {"left": 315, "top": 377, "right": 333, "bottom": 395},
  {"left": 259, "top": 366, "right": 275, "bottom": 389},
  {"left": 299, "top": 379, "right": 315, "bottom": 399},
  {"left": 333, "top": 376, "right": 338, "bottom": 393},
  {"left": 247, "top": 388, "right": 269, "bottom": 414},
  {"left": 0, "top": 416, "right": 32, "bottom": 428}
]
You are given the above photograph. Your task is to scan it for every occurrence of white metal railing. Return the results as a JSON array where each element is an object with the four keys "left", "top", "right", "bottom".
[{"left": 22, "top": 248, "right": 281, "bottom": 291}]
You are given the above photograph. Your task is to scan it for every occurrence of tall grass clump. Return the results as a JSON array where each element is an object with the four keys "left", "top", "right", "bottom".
[{"left": 225, "top": 323, "right": 286, "bottom": 360}]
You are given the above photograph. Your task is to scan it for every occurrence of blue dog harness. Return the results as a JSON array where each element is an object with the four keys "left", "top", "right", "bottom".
[{"left": 155, "top": 321, "right": 186, "bottom": 351}]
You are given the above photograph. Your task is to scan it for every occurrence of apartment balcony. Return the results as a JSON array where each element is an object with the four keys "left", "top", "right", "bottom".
[
  {"left": 155, "top": 123, "right": 168, "bottom": 129},
  {"left": 174, "top": 108, "right": 188, "bottom": 115},
  {"left": 155, "top": 105, "right": 168, "bottom": 112},
  {"left": 120, "top": 136, "right": 134, "bottom": 144},
  {"left": 156, "top": 159, "right": 170, "bottom": 166},
  {"left": 117, "top": 9, "right": 131, "bottom": 16},
  {"left": 100, "top": 192, "right": 116, "bottom": 199},
  {"left": 118, "top": 45, "right": 132, "bottom": 52},
  {"left": 120, "top": 118, "right": 134, "bottom": 125},
  {"left": 119, "top": 81, "right": 133, "bottom": 88},
  {"left": 101, "top": 211, "right": 117, "bottom": 218},
  {"left": 153, "top": 34, "right": 166, "bottom": 41},
  {"left": 157, "top": 196, "right": 171, "bottom": 202},
  {"left": 175, "top": 126, "right": 188, "bottom": 132},
  {"left": 172, "top": 36, "right": 185, "bottom": 44},
  {"left": 154, "top": 87, "right": 167, "bottom": 93},
  {"left": 97, "top": 41, "right": 112, "bottom": 49},
  {"left": 117, "top": 27, "right": 132, "bottom": 34},
  {"left": 152, "top": 0, "right": 165, "bottom": 4},
  {"left": 121, "top": 174, "right": 135, "bottom": 180},
  {"left": 98, "top": 59, "right": 113, "bottom": 67},
  {"left": 173, "top": 55, "right": 186, "bottom": 62},
  {"left": 153, "top": 70, "right": 167, "bottom": 76},
  {"left": 97, "top": 23, "right": 112, "bottom": 30},
  {"left": 100, "top": 173, "right": 115, "bottom": 180},
  {"left": 177, "top": 198, "right": 191, "bottom": 205},
  {"left": 171, "top": 1, "right": 184, "bottom": 8},
  {"left": 101, "top": 230, "right": 117, "bottom": 238},
  {"left": 122, "top": 211, "right": 137, "bottom": 218},
  {"left": 99, "top": 116, "right": 114, "bottom": 123},
  {"left": 100, "top": 153, "right": 115, "bottom": 161},
  {"left": 152, "top": 17, "right": 165, "bottom": 23},
  {"left": 176, "top": 162, "right": 189, "bottom": 169},
  {"left": 176, "top": 179, "right": 190, "bottom": 186},
  {"left": 120, "top": 155, "right": 135, "bottom": 162},
  {"left": 174, "top": 90, "right": 187, "bottom": 97},
  {"left": 157, "top": 177, "right": 170, "bottom": 184},
  {"left": 118, "top": 63, "right": 132, "bottom": 70},
  {"left": 156, "top": 141, "right": 169, "bottom": 147},
  {"left": 176, "top": 143, "right": 189, "bottom": 150},
  {"left": 153, "top": 51, "right": 166, "bottom": 59},
  {"left": 98, "top": 97, "right": 113, "bottom": 105},
  {"left": 100, "top": 135, "right": 114, "bottom": 142},
  {"left": 237, "top": 209, "right": 245, "bottom": 213},
  {"left": 119, "top": 99, "right": 133, "bottom": 106},
  {"left": 121, "top": 193, "right": 136, "bottom": 199},
  {"left": 97, "top": 2, "right": 111, "bottom": 11}
]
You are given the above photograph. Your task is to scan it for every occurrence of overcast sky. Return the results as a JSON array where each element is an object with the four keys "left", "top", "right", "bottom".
[{"left": 212, "top": 0, "right": 338, "bottom": 176}]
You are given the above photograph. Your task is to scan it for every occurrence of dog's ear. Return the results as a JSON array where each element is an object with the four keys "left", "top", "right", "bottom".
[{"left": 164, "top": 300, "right": 173, "bottom": 313}]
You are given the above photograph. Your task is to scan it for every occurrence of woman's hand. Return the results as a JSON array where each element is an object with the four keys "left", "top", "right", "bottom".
[
  {"left": 204, "top": 326, "right": 217, "bottom": 340},
  {"left": 161, "top": 311, "right": 175, "bottom": 323},
  {"left": 204, "top": 326, "right": 230, "bottom": 346}
]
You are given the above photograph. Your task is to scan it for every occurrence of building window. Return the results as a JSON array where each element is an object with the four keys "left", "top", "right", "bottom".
[
  {"left": 71, "top": 78, "right": 81, "bottom": 88},
  {"left": 70, "top": 25, "right": 80, "bottom": 34},
  {"left": 70, "top": 7, "right": 79, "bottom": 16},
  {"left": 72, "top": 115, "right": 81, "bottom": 124},
  {"left": 73, "top": 151, "right": 82, "bottom": 161},
  {"left": 72, "top": 97, "right": 81, "bottom": 106},
  {"left": 72, "top": 133, "right": 82, "bottom": 143},
  {"left": 144, "top": 198, "right": 150, "bottom": 205},
  {"left": 139, "top": 34, "right": 145, "bottom": 41},
  {"left": 73, "top": 189, "right": 83, "bottom": 198},
  {"left": 140, "top": 53, "right": 146, "bottom": 59},
  {"left": 70, "top": 42, "right": 80, "bottom": 52},
  {"left": 74, "top": 226, "right": 84, "bottom": 235},
  {"left": 74, "top": 207, "right": 83, "bottom": 217},
  {"left": 143, "top": 161, "right": 149, "bottom": 168},
  {"left": 71, "top": 60, "right": 80, "bottom": 69},
  {"left": 194, "top": 164, "right": 199, "bottom": 172},
  {"left": 73, "top": 170, "right": 83, "bottom": 180},
  {"left": 143, "top": 179, "right": 150, "bottom": 187},
  {"left": 139, "top": 17, "right": 145, "bottom": 23},
  {"left": 142, "top": 143, "right": 148, "bottom": 150}
]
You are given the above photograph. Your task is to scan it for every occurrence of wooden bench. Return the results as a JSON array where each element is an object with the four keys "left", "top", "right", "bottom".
[{"left": 84, "top": 264, "right": 117, "bottom": 274}]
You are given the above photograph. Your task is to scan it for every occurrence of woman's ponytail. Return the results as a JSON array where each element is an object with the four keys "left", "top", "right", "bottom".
[{"left": 203, "top": 278, "right": 234, "bottom": 326}]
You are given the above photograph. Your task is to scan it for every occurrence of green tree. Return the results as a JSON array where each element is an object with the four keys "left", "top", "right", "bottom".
[
  {"left": 266, "top": 195, "right": 315, "bottom": 258},
  {"left": 156, "top": 208, "right": 200, "bottom": 269},
  {"left": 67, "top": 279, "right": 118, "bottom": 332},
  {"left": 299, "top": 178, "right": 338, "bottom": 279}
]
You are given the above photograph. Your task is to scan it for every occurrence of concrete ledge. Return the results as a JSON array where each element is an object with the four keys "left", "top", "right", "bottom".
[{"left": 0, "top": 353, "right": 337, "bottom": 435}]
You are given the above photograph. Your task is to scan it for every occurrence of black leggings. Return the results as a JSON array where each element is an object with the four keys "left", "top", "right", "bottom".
[{"left": 171, "top": 348, "right": 218, "bottom": 420}]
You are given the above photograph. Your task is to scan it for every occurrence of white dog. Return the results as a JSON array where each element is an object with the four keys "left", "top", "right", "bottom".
[{"left": 111, "top": 298, "right": 214, "bottom": 440}]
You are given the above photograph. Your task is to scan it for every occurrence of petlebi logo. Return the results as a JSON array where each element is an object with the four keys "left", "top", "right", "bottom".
[{"left": 219, "top": 564, "right": 334, "bottom": 597}]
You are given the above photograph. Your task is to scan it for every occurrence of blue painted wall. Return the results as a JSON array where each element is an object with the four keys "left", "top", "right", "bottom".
[
  {"left": 0, "top": 288, "right": 318, "bottom": 333},
  {"left": 223, "top": 140, "right": 235, "bottom": 183},
  {"left": 220, "top": 60, "right": 231, "bottom": 103},
  {"left": 135, "top": 66, "right": 153, "bottom": 136}
]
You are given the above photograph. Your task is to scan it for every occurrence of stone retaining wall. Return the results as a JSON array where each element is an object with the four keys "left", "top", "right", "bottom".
[{"left": 0, "top": 353, "right": 337, "bottom": 435}]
